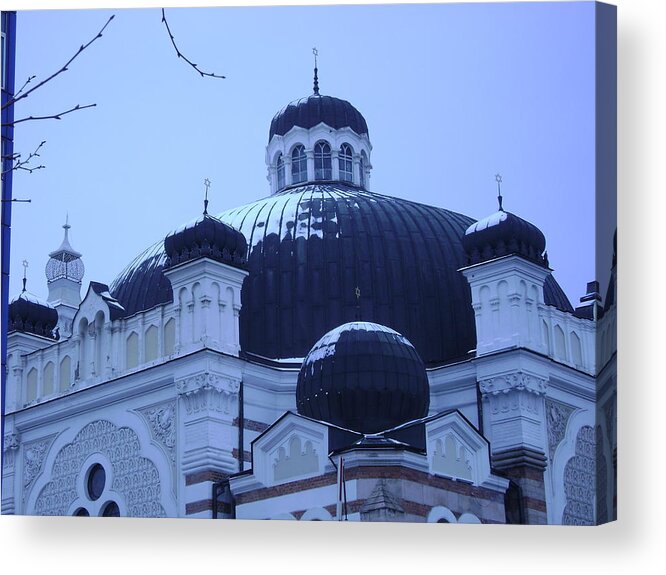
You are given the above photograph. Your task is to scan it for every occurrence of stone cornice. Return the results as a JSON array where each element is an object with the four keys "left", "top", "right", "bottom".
[
  {"left": 479, "top": 372, "right": 548, "bottom": 398},
  {"left": 176, "top": 372, "right": 240, "bottom": 415}
]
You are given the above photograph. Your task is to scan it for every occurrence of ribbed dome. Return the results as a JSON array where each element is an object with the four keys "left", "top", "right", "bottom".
[
  {"left": 269, "top": 94, "right": 368, "bottom": 140},
  {"left": 296, "top": 322, "right": 429, "bottom": 433},
  {"left": 164, "top": 214, "right": 247, "bottom": 270},
  {"left": 462, "top": 210, "right": 547, "bottom": 267},
  {"left": 109, "top": 184, "right": 573, "bottom": 357},
  {"left": 8, "top": 291, "right": 58, "bottom": 339}
]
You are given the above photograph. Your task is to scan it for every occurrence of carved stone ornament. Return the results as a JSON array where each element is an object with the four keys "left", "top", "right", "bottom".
[
  {"left": 3, "top": 432, "right": 21, "bottom": 469},
  {"left": 23, "top": 436, "right": 54, "bottom": 491},
  {"left": 33, "top": 420, "right": 166, "bottom": 517},
  {"left": 3, "top": 432, "right": 20, "bottom": 452},
  {"left": 479, "top": 372, "right": 547, "bottom": 397},
  {"left": 545, "top": 399, "right": 575, "bottom": 460},
  {"left": 137, "top": 401, "right": 177, "bottom": 464},
  {"left": 176, "top": 372, "right": 240, "bottom": 415}
]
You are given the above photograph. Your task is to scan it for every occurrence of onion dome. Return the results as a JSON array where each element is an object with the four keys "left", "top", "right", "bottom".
[
  {"left": 9, "top": 286, "right": 58, "bottom": 339},
  {"left": 163, "top": 213, "right": 248, "bottom": 270},
  {"left": 269, "top": 94, "right": 368, "bottom": 140},
  {"left": 296, "top": 321, "right": 430, "bottom": 434},
  {"left": 462, "top": 209, "right": 548, "bottom": 267}
]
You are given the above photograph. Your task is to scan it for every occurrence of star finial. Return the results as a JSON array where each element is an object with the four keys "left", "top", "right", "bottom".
[
  {"left": 312, "top": 47, "right": 319, "bottom": 95},
  {"left": 22, "top": 259, "right": 28, "bottom": 292},
  {"left": 495, "top": 173, "right": 504, "bottom": 211},
  {"left": 203, "top": 178, "right": 211, "bottom": 215}
]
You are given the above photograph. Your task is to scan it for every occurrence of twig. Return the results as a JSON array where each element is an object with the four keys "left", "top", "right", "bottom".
[
  {"left": 1, "top": 141, "right": 46, "bottom": 175},
  {"left": 1, "top": 15, "right": 114, "bottom": 111},
  {"left": 9, "top": 103, "right": 97, "bottom": 125},
  {"left": 161, "top": 9, "right": 225, "bottom": 79},
  {"left": 13, "top": 75, "right": 37, "bottom": 100}
]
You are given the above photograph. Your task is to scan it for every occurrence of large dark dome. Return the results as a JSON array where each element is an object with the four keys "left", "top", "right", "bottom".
[
  {"left": 296, "top": 322, "right": 429, "bottom": 433},
  {"left": 269, "top": 94, "right": 368, "bottom": 140},
  {"left": 109, "top": 183, "right": 573, "bottom": 363}
]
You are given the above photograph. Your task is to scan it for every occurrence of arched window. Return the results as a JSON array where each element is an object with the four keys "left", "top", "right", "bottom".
[
  {"left": 314, "top": 141, "right": 332, "bottom": 180},
  {"left": 43, "top": 362, "right": 55, "bottom": 396},
  {"left": 126, "top": 332, "right": 139, "bottom": 369},
  {"left": 144, "top": 325, "right": 158, "bottom": 362},
  {"left": 276, "top": 153, "right": 285, "bottom": 190},
  {"left": 26, "top": 368, "right": 38, "bottom": 403},
  {"left": 339, "top": 144, "right": 353, "bottom": 183},
  {"left": 164, "top": 318, "right": 176, "bottom": 356},
  {"left": 59, "top": 356, "right": 71, "bottom": 391},
  {"left": 360, "top": 151, "right": 368, "bottom": 188},
  {"left": 291, "top": 145, "right": 307, "bottom": 184}
]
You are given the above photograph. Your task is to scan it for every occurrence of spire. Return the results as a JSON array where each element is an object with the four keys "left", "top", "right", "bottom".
[
  {"left": 49, "top": 215, "right": 82, "bottom": 260},
  {"left": 495, "top": 173, "right": 504, "bottom": 211},
  {"left": 312, "top": 47, "right": 319, "bottom": 95},
  {"left": 203, "top": 177, "right": 211, "bottom": 215},
  {"left": 21, "top": 259, "right": 28, "bottom": 293}
]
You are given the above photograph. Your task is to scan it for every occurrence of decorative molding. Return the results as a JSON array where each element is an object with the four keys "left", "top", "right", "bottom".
[
  {"left": 137, "top": 401, "right": 177, "bottom": 464},
  {"left": 176, "top": 372, "right": 240, "bottom": 415},
  {"left": 3, "top": 432, "right": 21, "bottom": 469},
  {"left": 432, "top": 435, "right": 472, "bottom": 481},
  {"left": 545, "top": 399, "right": 575, "bottom": 460},
  {"left": 3, "top": 432, "right": 20, "bottom": 452},
  {"left": 33, "top": 420, "right": 166, "bottom": 517},
  {"left": 479, "top": 372, "right": 547, "bottom": 397},
  {"left": 273, "top": 435, "right": 319, "bottom": 482},
  {"left": 23, "top": 435, "right": 57, "bottom": 497}
]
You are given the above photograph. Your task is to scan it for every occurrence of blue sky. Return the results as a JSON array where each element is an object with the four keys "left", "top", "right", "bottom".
[{"left": 7, "top": 2, "right": 609, "bottom": 307}]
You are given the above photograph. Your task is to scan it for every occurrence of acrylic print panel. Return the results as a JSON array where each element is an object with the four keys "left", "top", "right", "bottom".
[{"left": 1, "top": 2, "right": 616, "bottom": 524}]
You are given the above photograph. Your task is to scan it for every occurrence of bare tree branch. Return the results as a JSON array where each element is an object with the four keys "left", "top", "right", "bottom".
[
  {"left": 161, "top": 9, "right": 225, "bottom": 79},
  {"left": 13, "top": 75, "right": 37, "bottom": 100},
  {"left": 9, "top": 103, "right": 97, "bottom": 125},
  {"left": 1, "top": 15, "right": 114, "bottom": 111},
  {"left": 1, "top": 141, "right": 46, "bottom": 176}
]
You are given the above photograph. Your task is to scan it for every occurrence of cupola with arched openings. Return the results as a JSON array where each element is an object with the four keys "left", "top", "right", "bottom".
[{"left": 265, "top": 59, "right": 372, "bottom": 194}]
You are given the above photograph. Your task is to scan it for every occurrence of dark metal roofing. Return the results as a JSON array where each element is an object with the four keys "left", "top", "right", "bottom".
[
  {"left": 269, "top": 94, "right": 368, "bottom": 141},
  {"left": 90, "top": 281, "right": 126, "bottom": 321},
  {"left": 462, "top": 210, "right": 548, "bottom": 268},
  {"left": 164, "top": 214, "right": 247, "bottom": 271},
  {"left": 109, "top": 183, "right": 574, "bottom": 362},
  {"left": 296, "top": 322, "right": 430, "bottom": 434},
  {"left": 8, "top": 291, "right": 58, "bottom": 339}
]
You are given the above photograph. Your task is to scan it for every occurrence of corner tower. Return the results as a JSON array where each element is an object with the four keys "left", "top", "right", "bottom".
[{"left": 45, "top": 217, "right": 84, "bottom": 337}]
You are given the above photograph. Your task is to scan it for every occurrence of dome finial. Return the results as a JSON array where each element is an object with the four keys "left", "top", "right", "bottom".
[
  {"left": 203, "top": 177, "right": 211, "bottom": 215},
  {"left": 21, "top": 259, "right": 28, "bottom": 293},
  {"left": 495, "top": 173, "right": 504, "bottom": 211},
  {"left": 312, "top": 47, "right": 319, "bottom": 95},
  {"left": 355, "top": 286, "right": 361, "bottom": 320}
]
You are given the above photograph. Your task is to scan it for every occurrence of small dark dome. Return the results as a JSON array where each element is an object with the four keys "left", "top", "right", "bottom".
[
  {"left": 164, "top": 214, "right": 248, "bottom": 270},
  {"left": 462, "top": 210, "right": 547, "bottom": 267},
  {"left": 269, "top": 94, "right": 368, "bottom": 141},
  {"left": 296, "top": 321, "right": 430, "bottom": 434},
  {"left": 9, "top": 292, "right": 58, "bottom": 339}
]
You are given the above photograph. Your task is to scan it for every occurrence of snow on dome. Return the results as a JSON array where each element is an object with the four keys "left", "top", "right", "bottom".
[{"left": 296, "top": 321, "right": 430, "bottom": 434}]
